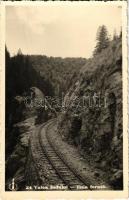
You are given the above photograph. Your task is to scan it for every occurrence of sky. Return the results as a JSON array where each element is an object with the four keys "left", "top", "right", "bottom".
[{"left": 6, "top": 4, "right": 122, "bottom": 58}]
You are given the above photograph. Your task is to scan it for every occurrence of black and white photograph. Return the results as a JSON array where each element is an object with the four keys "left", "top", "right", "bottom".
[{"left": 4, "top": 2, "right": 127, "bottom": 195}]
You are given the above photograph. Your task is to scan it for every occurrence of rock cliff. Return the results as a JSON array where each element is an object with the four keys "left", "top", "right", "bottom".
[{"left": 57, "top": 37, "right": 123, "bottom": 189}]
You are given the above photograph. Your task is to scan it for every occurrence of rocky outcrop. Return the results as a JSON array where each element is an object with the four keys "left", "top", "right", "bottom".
[
  {"left": 57, "top": 38, "right": 123, "bottom": 189},
  {"left": 5, "top": 117, "right": 36, "bottom": 190}
]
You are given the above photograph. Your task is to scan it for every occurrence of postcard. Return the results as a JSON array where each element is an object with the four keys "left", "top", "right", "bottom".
[{"left": 0, "top": 1, "right": 128, "bottom": 199}]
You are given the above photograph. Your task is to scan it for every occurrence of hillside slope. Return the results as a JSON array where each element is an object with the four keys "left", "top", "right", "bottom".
[
  {"left": 57, "top": 37, "right": 123, "bottom": 189},
  {"left": 29, "top": 56, "right": 86, "bottom": 96}
]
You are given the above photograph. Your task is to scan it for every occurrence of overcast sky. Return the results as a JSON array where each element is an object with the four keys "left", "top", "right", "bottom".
[{"left": 6, "top": 5, "right": 122, "bottom": 58}]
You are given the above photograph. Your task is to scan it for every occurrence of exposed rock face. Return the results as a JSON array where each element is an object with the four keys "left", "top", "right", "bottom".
[
  {"left": 57, "top": 38, "right": 123, "bottom": 189},
  {"left": 5, "top": 117, "right": 36, "bottom": 191},
  {"left": 5, "top": 88, "right": 52, "bottom": 191}
]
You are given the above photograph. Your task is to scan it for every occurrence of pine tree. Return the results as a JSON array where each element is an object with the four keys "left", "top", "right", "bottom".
[
  {"left": 17, "top": 48, "right": 22, "bottom": 56},
  {"left": 119, "top": 28, "right": 122, "bottom": 38},
  {"left": 93, "top": 25, "right": 110, "bottom": 55},
  {"left": 113, "top": 30, "right": 118, "bottom": 41}
]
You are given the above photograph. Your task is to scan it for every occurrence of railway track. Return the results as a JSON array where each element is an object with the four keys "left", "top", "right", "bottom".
[
  {"left": 39, "top": 119, "right": 91, "bottom": 190},
  {"left": 30, "top": 122, "right": 64, "bottom": 189}
]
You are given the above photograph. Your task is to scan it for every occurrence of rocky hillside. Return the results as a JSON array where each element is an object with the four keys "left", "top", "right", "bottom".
[{"left": 57, "top": 37, "right": 123, "bottom": 189}]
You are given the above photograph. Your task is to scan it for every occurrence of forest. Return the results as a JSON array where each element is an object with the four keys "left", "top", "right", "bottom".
[
  {"left": 5, "top": 25, "right": 123, "bottom": 190},
  {"left": 5, "top": 47, "right": 86, "bottom": 158}
]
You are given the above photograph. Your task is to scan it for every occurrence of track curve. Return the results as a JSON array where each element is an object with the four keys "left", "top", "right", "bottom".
[{"left": 39, "top": 119, "right": 91, "bottom": 190}]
